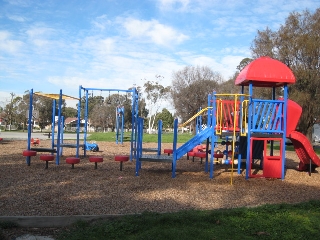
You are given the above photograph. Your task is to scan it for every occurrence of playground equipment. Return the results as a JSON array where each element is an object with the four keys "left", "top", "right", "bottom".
[
  {"left": 79, "top": 86, "right": 139, "bottom": 160},
  {"left": 89, "top": 156, "right": 103, "bottom": 169},
  {"left": 115, "top": 155, "right": 130, "bottom": 171},
  {"left": 23, "top": 89, "right": 81, "bottom": 166},
  {"left": 66, "top": 157, "right": 80, "bottom": 169},
  {"left": 116, "top": 106, "right": 124, "bottom": 144},
  {"left": 135, "top": 56, "right": 319, "bottom": 183}
]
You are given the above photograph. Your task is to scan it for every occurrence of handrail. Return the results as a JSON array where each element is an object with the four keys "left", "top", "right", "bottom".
[{"left": 179, "top": 107, "right": 212, "bottom": 127}]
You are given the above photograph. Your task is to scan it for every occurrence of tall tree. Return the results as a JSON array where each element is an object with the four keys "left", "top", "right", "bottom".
[
  {"left": 143, "top": 76, "right": 171, "bottom": 133},
  {"left": 3, "top": 93, "right": 21, "bottom": 130},
  {"left": 251, "top": 8, "right": 320, "bottom": 139},
  {"left": 171, "top": 65, "right": 223, "bottom": 126}
]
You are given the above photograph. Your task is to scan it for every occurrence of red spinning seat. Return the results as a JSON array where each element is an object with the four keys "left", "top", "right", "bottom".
[
  {"left": 115, "top": 155, "right": 129, "bottom": 171},
  {"left": 66, "top": 157, "right": 80, "bottom": 169},
  {"left": 40, "top": 154, "right": 55, "bottom": 169},
  {"left": 22, "top": 150, "right": 37, "bottom": 157},
  {"left": 89, "top": 156, "right": 103, "bottom": 169}
]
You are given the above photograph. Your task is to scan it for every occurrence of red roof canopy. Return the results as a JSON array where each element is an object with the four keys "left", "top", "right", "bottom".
[{"left": 235, "top": 56, "right": 296, "bottom": 87}]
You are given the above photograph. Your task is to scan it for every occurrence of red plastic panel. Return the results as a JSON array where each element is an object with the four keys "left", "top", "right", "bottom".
[
  {"left": 284, "top": 99, "right": 302, "bottom": 136},
  {"left": 263, "top": 156, "right": 282, "bottom": 178}
]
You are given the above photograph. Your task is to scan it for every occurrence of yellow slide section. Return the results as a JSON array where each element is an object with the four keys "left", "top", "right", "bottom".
[{"left": 179, "top": 107, "right": 212, "bottom": 127}]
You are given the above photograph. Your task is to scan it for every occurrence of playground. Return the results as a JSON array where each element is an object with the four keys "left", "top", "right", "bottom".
[
  {"left": 2, "top": 56, "right": 320, "bottom": 224},
  {"left": 1, "top": 139, "right": 320, "bottom": 217}
]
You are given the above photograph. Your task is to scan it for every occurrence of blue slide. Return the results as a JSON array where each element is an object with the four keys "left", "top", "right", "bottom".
[{"left": 175, "top": 127, "right": 214, "bottom": 160}]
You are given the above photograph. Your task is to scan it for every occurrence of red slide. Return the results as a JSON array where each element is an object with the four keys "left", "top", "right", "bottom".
[{"left": 288, "top": 131, "right": 320, "bottom": 171}]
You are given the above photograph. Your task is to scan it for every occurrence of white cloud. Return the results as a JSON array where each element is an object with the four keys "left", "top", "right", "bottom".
[
  {"left": 25, "top": 25, "right": 65, "bottom": 52},
  {"left": 158, "top": 0, "right": 190, "bottom": 11},
  {"left": 122, "top": 18, "right": 188, "bottom": 46},
  {"left": 92, "top": 15, "right": 112, "bottom": 31},
  {"left": 82, "top": 36, "right": 114, "bottom": 57},
  {"left": 0, "top": 30, "right": 23, "bottom": 53},
  {"left": 7, "top": 14, "right": 27, "bottom": 22},
  {"left": 4, "top": 0, "right": 31, "bottom": 7},
  {"left": 178, "top": 52, "right": 249, "bottom": 80},
  {"left": 26, "top": 26, "right": 55, "bottom": 39}
]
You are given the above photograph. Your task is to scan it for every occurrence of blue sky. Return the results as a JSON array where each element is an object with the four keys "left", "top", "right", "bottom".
[{"left": 1, "top": 0, "right": 319, "bottom": 109}]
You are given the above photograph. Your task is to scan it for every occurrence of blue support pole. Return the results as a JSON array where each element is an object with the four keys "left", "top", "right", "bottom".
[
  {"left": 121, "top": 108, "right": 124, "bottom": 144},
  {"left": 157, "top": 120, "right": 162, "bottom": 155},
  {"left": 116, "top": 107, "right": 120, "bottom": 144},
  {"left": 132, "top": 88, "right": 139, "bottom": 160},
  {"left": 246, "top": 82, "right": 253, "bottom": 179},
  {"left": 76, "top": 85, "right": 82, "bottom": 158},
  {"left": 26, "top": 89, "right": 33, "bottom": 166},
  {"left": 130, "top": 89, "right": 137, "bottom": 161},
  {"left": 282, "top": 84, "right": 288, "bottom": 179},
  {"left": 172, "top": 118, "right": 178, "bottom": 178},
  {"left": 56, "top": 89, "right": 63, "bottom": 165},
  {"left": 135, "top": 117, "right": 143, "bottom": 176},
  {"left": 51, "top": 100, "right": 56, "bottom": 153},
  {"left": 205, "top": 94, "right": 211, "bottom": 173},
  {"left": 60, "top": 116, "right": 65, "bottom": 156},
  {"left": 210, "top": 92, "right": 217, "bottom": 179}
]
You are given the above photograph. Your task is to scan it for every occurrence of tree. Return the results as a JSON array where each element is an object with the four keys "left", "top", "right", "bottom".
[
  {"left": 143, "top": 76, "right": 171, "bottom": 133},
  {"left": 36, "top": 96, "right": 54, "bottom": 131},
  {"left": 3, "top": 93, "right": 23, "bottom": 130},
  {"left": 236, "top": 58, "right": 253, "bottom": 71},
  {"left": 64, "top": 107, "right": 77, "bottom": 118},
  {"left": 154, "top": 108, "right": 174, "bottom": 129},
  {"left": 89, "top": 94, "right": 119, "bottom": 131},
  {"left": 171, "top": 66, "right": 223, "bottom": 126},
  {"left": 251, "top": 8, "right": 320, "bottom": 139}
]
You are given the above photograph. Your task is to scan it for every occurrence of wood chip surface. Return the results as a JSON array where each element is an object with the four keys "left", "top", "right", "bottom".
[{"left": 1, "top": 140, "right": 319, "bottom": 216}]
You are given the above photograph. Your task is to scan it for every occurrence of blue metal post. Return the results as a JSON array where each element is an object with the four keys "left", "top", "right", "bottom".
[
  {"left": 172, "top": 118, "right": 178, "bottom": 178},
  {"left": 121, "top": 107, "right": 124, "bottom": 144},
  {"left": 210, "top": 92, "right": 217, "bottom": 178},
  {"left": 51, "top": 100, "right": 56, "bottom": 152},
  {"left": 56, "top": 89, "right": 63, "bottom": 165},
  {"left": 157, "top": 120, "right": 162, "bottom": 155},
  {"left": 205, "top": 94, "right": 211, "bottom": 173},
  {"left": 116, "top": 107, "right": 120, "bottom": 144},
  {"left": 26, "top": 89, "right": 33, "bottom": 166},
  {"left": 282, "top": 84, "right": 288, "bottom": 179},
  {"left": 60, "top": 116, "right": 65, "bottom": 156},
  {"left": 76, "top": 86, "right": 82, "bottom": 158},
  {"left": 246, "top": 82, "right": 253, "bottom": 179},
  {"left": 130, "top": 88, "right": 137, "bottom": 160},
  {"left": 135, "top": 117, "right": 143, "bottom": 176}
]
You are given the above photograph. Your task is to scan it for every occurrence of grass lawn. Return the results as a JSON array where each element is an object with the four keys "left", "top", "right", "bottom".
[
  {"left": 87, "top": 131, "right": 195, "bottom": 143},
  {"left": 53, "top": 200, "right": 320, "bottom": 240}
]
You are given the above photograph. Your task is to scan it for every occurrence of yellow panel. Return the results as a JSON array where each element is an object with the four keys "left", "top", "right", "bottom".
[{"left": 34, "top": 92, "right": 79, "bottom": 100}]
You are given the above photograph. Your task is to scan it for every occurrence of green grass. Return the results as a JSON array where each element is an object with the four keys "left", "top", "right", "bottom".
[
  {"left": 56, "top": 200, "right": 320, "bottom": 240},
  {"left": 87, "top": 132, "right": 194, "bottom": 143}
]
